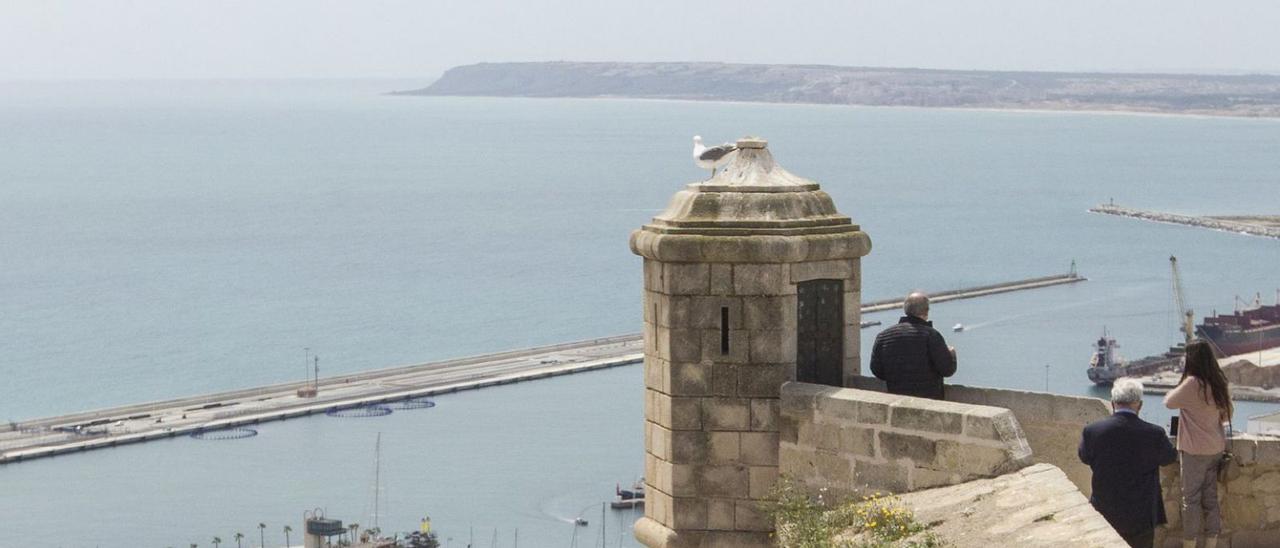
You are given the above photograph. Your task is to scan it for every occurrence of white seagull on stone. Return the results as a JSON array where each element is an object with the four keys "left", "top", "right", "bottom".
[{"left": 692, "top": 135, "right": 737, "bottom": 177}]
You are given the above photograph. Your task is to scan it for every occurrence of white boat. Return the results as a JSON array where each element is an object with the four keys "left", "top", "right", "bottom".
[{"left": 952, "top": 323, "right": 965, "bottom": 332}]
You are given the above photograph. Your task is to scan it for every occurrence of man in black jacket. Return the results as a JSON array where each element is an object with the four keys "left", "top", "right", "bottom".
[
  {"left": 1078, "top": 378, "right": 1178, "bottom": 548},
  {"left": 869, "top": 292, "right": 957, "bottom": 399}
]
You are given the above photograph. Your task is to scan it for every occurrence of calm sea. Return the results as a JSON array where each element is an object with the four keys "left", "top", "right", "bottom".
[{"left": 1, "top": 80, "right": 1278, "bottom": 547}]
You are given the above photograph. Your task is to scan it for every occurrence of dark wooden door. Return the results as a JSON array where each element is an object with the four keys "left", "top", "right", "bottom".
[{"left": 796, "top": 279, "right": 844, "bottom": 386}]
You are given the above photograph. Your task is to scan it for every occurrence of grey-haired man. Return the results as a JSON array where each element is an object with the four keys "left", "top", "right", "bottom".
[{"left": 1079, "top": 379, "right": 1178, "bottom": 548}]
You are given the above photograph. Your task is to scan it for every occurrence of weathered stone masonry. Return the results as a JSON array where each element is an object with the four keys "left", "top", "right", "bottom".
[
  {"left": 779, "top": 382, "right": 1033, "bottom": 497},
  {"left": 631, "top": 138, "right": 871, "bottom": 548},
  {"left": 849, "top": 376, "right": 1113, "bottom": 497},
  {"left": 629, "top": 138, "right": 1280, "bottom": 547},
  {"left": 1157, "top": 436, "right": 1280, "bottom": 548}
]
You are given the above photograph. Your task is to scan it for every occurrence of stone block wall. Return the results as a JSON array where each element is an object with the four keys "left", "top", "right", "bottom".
[
  {"left": 1156, "top": 435, "right": 1280, "bottom": 548},
  {"left": 848, "top": 377, "right": 1110, "bottom": 496},
  {"left": 638, "top": 256, "right": 861, "bottom": 545},
  {"left": 640, "top": 256, "right": 864, "bottom": 384},
  {"left": 778, "top": 381, "right": 1033, "bottom": 497},
  {"left": 943, "top": 383, "right": 1111, "bottom": 497}
]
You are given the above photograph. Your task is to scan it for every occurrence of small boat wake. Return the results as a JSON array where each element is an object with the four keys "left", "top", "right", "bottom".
[
  {"left": 537, "top": 492, "right": 601, "bottom": 526},
  {"left": 952, "top": 294, "right": 1118, "bottom": 332}
]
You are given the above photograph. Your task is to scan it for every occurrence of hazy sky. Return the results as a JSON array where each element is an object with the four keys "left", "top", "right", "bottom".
[{"left": 3, "top": 0, "right": 1278, "bottom": 80}]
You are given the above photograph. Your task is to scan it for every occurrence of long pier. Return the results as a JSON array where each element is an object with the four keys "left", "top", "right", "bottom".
[
  {"left": 1090, "top": 204, "right": 1280, "bottom": 240},
  {"left": 0, "top": 336, "right": 645, "bottom": 465},
  {"left": 861, "top": 273, "right": 1086, "bottom": 313},
  {"left": 0, "top": 272, "right": 1085, "bottom": 465}
]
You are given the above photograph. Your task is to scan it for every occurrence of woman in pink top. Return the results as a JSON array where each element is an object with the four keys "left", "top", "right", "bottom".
[{"left": 1163, "top": 340, "right": 1233, "bottom": 548}]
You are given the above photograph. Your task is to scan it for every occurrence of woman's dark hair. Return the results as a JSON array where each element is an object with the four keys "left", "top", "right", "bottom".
[{"left": 1181, "top": 339, "right": 1233, "bottom": 420}]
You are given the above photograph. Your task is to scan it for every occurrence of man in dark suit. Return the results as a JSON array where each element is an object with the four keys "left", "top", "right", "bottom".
[
  {"left": 869, "top": 292, "right": 956, "bottom": 399},
  {"left": 1079, "top": 378, "right": 1178, "bottom": 548}
]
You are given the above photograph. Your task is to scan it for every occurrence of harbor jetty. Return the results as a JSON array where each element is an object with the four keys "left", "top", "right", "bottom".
[
  {"left": 1, "top": 335, "right": 644, "bottom": 465},
  {"left": 861, "top": 272, "right": 1085, "bottom": 313},
  {"left": 1090, "top": 203, "right": 1280, "bottom": 239},
  {"left": 1137, "top": 369, "right": 1280, "bottom": 403},
  {"left": 0, "top": 272, "right": 1085, "bottom": 465}
]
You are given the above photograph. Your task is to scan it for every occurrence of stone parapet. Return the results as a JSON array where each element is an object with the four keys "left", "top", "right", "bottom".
[
  {"left": 843, "top": 379, "right": 1280, "bottom": 545},
  {"left": 1156, "top": 435, "right": 1280, "bottom": 548},
  {"left": 779, "top": 382, "right": 1033, "bottom": 497},
  {"left": 848, "top": 377, "right": 1111, "bottom": 497},
  {"left": 944, "top": 383, "right": 1110, "bottom": 497}
]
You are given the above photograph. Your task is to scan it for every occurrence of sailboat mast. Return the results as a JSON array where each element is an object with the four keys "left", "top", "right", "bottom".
[{"left": 374, "top": 432, "right": 381, "bottom": 530}]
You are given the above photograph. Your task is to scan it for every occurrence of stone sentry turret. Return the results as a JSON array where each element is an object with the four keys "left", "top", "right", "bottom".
[{"left": 631, "top": 137, "right": 872, "bottom": 547}]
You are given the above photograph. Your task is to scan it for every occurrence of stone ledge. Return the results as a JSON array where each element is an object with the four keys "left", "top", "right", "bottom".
[
  {"left": 781, "top": 382, "right": 1034, "bottom": 495},
  {"left": 846, "top": 378, "right": 1108, "bottom": 496},
  {"left": 631, "top": 230, "right": 872, "bottom": 264},
  {"left": 1157, "top": 435, "right": 1280, "bottom": 547},
  {"left": 890, "top": 463, "right": 1128, "bottom": 548}
]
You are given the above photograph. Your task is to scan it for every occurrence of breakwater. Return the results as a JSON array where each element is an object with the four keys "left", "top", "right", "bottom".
[
  {"left": 1, "top": 336, "right": 645, "bottom": 465},
  {"left": 1090, "top": 204, "right": 1280, "bottom": 239},
  {"left": 0, "top": 272, "right": 1084, "bottom": 466},
  {"left": 861, "top": 272, "right": 1086, "bottom": 313}
]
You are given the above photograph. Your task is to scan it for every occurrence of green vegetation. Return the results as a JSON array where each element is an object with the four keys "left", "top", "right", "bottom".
[{"left": 762, "top": 478, "right": 947, "bottom": 548}]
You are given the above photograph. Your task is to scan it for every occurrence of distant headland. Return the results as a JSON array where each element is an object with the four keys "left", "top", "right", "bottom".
[{"left": 395, "top": 61, "right": 1280, "bottom": 118}]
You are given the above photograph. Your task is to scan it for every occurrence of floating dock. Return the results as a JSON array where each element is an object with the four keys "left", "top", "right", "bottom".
[
  {"left": 1090, "top": 204, "right": 1280, "bottom": 240},
  {"left": 1, "top": 272, "right": 1085, "bottom": 465}
]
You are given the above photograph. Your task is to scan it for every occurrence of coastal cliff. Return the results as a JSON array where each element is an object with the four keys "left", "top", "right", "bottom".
[{"left": 398, "top": 62, "right": 1280, "bottom": 117}]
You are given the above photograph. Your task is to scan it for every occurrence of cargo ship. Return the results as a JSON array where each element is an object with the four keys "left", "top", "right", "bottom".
[
  {"left": 1087, "top": 329, "right": 1183, "bottom": 385},
  {"left": 1087, "top": 293, "right": 1280, "bottom": 385},
  {"left": 1197, "top": 293, "right": 1280, "bottom": 357},
  {"left": 1086, "top": 255, "right": 1279, "bottom": 384}
]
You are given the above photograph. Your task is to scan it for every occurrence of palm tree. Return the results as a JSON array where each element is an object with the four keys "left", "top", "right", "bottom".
[
  {"left": 234, "top": 532, "right": 244, "bottom": 548},
  {"left": 212, "top": 537, "right": 222, "bottom": 548},
  {"left": 283, "top": 525, "right": 293, "bottom": 547},
  {"left": 258, "top": 523, "right": 266, "bottom": 548},
  {"left": 348, "top": 523, "right": 360, "bottom": 544}
]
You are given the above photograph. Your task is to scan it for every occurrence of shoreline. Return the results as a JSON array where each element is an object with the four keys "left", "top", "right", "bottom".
[{"left": 391, "top": 92, "right": 1280, "bottom": 122}]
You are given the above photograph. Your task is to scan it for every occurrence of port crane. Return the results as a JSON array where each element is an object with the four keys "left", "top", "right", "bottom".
[{"left": 1170, "top": 256, "right": 1195, "bottom": 343}]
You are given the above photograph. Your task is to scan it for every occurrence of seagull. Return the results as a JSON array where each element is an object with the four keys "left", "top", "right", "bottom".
[{"left": 692, "top": 135, "right": 737, "bottom": 177}]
